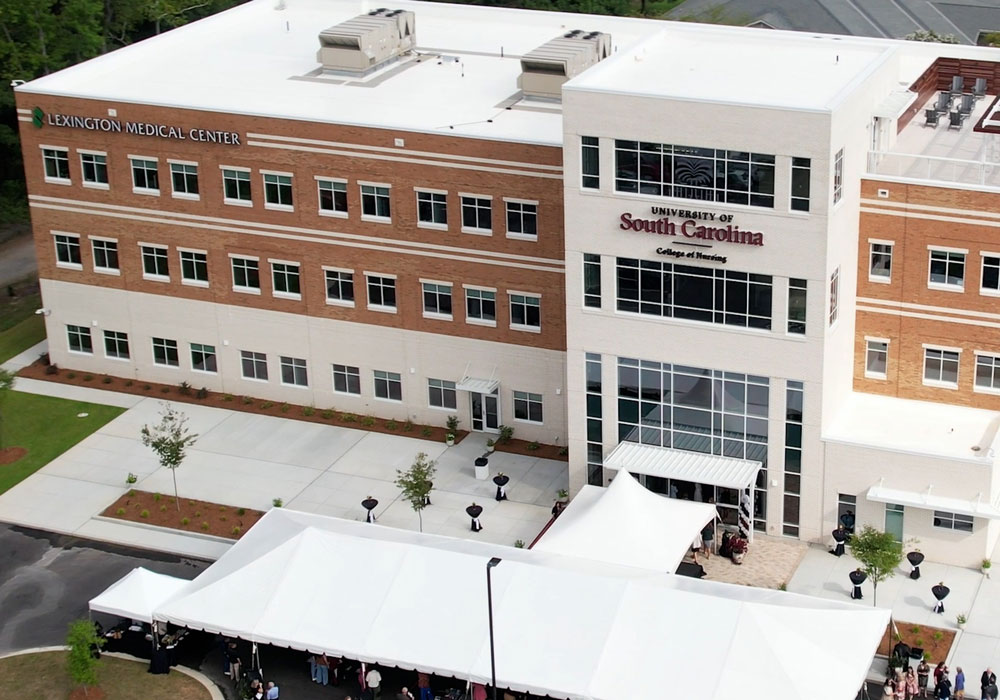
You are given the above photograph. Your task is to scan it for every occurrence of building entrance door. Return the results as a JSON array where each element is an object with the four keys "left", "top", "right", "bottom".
[
  {"left": 885, "top": 503, "right": 904, "bottom": 542},
  {"left": 470, "top": 389, "right": 500, "bottom": 432}
]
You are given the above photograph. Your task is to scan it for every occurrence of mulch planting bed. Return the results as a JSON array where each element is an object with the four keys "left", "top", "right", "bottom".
[
  {"left": 877, "top": 621, "right": 956, "bottom": 664},
  {"left": 0, "top": 446, "right": 27, "bottom": 464},
  {"left": 494, "top": 437, "right": 568, "bottom": 462},
  {"left": 101, "top": 489, "right": 265, "bottom": 540}
]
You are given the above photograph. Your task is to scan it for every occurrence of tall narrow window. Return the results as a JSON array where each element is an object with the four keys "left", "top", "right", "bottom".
[
  {"left": 828, "top": 267, "right": 839, "bottom": 326},
  {"left": 583, "top": 254, "right": 602, "bottom": 309},
  {"left": 790, "top": 157, "right": 810, "bottom": 212},
  {"left": 865, "top": 339, "right": 888, "bottom": 379},
  {"left": 585, "top": 352, "right": 603, "bottom": 486},
  {"left": 581, "top": 136, "right": 600, "bottom": 189},
  {"left": 869, "top": 242, "right": 893, "bottom": 282},
  {"left": 832, "top": 148, "right": 844, "bottom": 204},
  {"left": 782, "top": 380, "right": 803, "bottom": 537},
  {"left": 787, "top": 278, "right": 807, "bottom": 335}
]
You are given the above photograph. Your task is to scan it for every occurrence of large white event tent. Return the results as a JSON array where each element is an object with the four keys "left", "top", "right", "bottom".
[
  {"left": 88, "top": 566, "right": 191, "bottom": 623},
  {"left": 138, "top": 506, "right": 889, "bottom": 700},
  {"left": 532, "top": 471, "right": 716, "bottom": 571}
]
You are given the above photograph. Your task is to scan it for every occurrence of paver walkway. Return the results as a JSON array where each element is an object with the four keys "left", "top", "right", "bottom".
[{"left": 694, "top": 534, "right": 808, "bottom": 588}]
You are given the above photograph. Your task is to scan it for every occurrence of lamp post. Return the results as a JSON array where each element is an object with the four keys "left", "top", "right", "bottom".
[{"left": 486, "top": 557, "right": 501, "bottom": 700}]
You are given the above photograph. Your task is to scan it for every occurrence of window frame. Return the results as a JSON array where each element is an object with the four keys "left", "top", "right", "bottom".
[
  {"left": 832, "top": 148, "right": 844, "bottom": 205},
  {"left": 230, "top": 255, "right": 262, "bottom": 295},
  {"left": 829, "top": 267, "right": 839, "bottom": 326},
  {"left": 421, "top": 280, "right": 453, "bottom": 320},
  {"left": 168, "top": 160, "right": 200, "bottom": 200},
  {"left": 279, "top": 355, "right": 309, "bottom": 387},
  {"left": 581, "top": 136, "right": 600, "bottom": 190},
  {"left": 583, "top": 253, "right": 602, "bottom": 309},
  {"left": 240, "top": 350, "right": 269, "bottom": 382},
  {"left": 373, "top": 369, "right": 402, "bottom": 402},
  {"left": 359, "top": 182, "right": 391, "bottom": 222},
  {"left": 90, "top": 236, "right": 120, "bottom": 275},
  {"left": 66, "top": 324, "right": 93, "bottom": 355},
  {"left": 323, "top": 267, "right": 355, "bottom": 308},
  {"left": 152, "top": 337, "right": 180, "bottom": 368},
  {"left": 928, "top": 247, "right": 967, "bottom": 291},
  {"left": 269, "top": 259, "right": 302, "bottom": 300},
  {"left": 790, "top": 157, "right": 810, "bottom": 213},
  {"left": 504, "top": 198, "right": 538, "bottom": 241},
  {"left": 513, "top": 390, "right": 543, "bottom": 424},
  {"left": 922, "top": 345, "right": 961, "bottom": 389},
  {"left": 53, "top": 232, "right": 82, "bottom": 270},
  {"left": 365, "top": 272, "right": 397, "bottom": 313},
  {"left": 140, "top": 243, "right": 170, "bottom": 282},
  {"left": 415, "top": 189, "right": 448, "bottom": 230},
  {"left": 190, "top": 342, "right": 218, "bottom": 374},
  {"left": 980, "top": 252, "right": 1000, "bottom": 297},
  {"left": 129, "top": 155, "right": 160, "bottom": 195},
  {"left": 41, "top": 146, "right": 71, "bottom": 184},
  {"left": 332, "top": 363, "right": 361, "bottom": 395},
  {"left": 932, "top": 510, "right": 974, "bottom": 533},
  {"left": 428, "top": 378, "right": 457, "bottom": 410},
  {"left": 974, "top": 352, "right": 1000, "bottom": 395},
  {"left": 508, "top": 291, "right": 541, "bottom": 332},
  {"left": 460, "top": 194, "right": 493, "bottom": 235},
  {"left": 316, "top": 177, "right": 348, "bottom": 218},
  {"left": 179, "top": 248, "right": 209, "bottom": 288},
  {"left": 79, "top": 150, "right": 108, "bottom": 189},
  {"left": 787, "top": 278, "right": 807, "bottom": 335},
  {"left": 868, "top": 240, "right": 893, "bottom": 283},
  {"left": 464, "top": 286, "right": 497, "bottom": 327},
  {"left": 220, "top": 165, "right": 252, "bottom": 206},
  {"left": 864, "top": 337, "right": 889, "bottom": 379},
  {"left": 262, "top": 170, "right": 294, "bottom": 211},
  {"left": 103, "top": 330, "right": 130, "bottom": 361}
]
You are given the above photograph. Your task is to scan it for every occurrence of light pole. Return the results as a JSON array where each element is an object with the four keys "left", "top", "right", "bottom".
[{"left": 486, "top": 557, "right": 502, "bottom": 700}]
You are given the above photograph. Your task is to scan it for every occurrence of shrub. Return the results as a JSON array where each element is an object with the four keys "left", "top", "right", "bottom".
[
  {"left": 321, "top": 409, "right": 334, "bottom": 420},
  {"left": 220, "top": 515, "right": 227, "bottom": 522},
  {"left": 557, "top": 446, "right": 568, "bottom": 456},
  {"left": 67, "top": 371, "right": 77, "bottom": 379},
  {"left": 223, "top": 394, "right": 234, "bottom": 402},
  {"left": 101, "top": 376, "right": 113, "bottom": 384},
  {"left": 514, "top": 539, "right": 525, "bottom": 548},
  {"left": 188, "top": 500, "right": 196, "bottom": 506},
  {"left": 159, "top": 505, "right": 167, "bottom": 512},
  {"left": 910, "top": 626, "right": 921, "bottom": 634},
  {"left": 403, "top": 420, "right": 414, "bottom": 432},
  {"left": 915, "top": 638, "right": 924, "bottom": 647},
  {"left": 116, "top": 507, "right": 126, "bottom": 516},
  {"left": 125, "top": 472, "right": 138, "bottom": 485},
  {"left": 231, "top": 526, "right": 242, "bottom": 537},
  {"left": 932, "top": 631, "right": 944, "bottom": 642},
  {"left": 280, "top": 403, "right": 290, "bottom": 413},
  {"left": 201, "top": 522, "right": 210, "bottom": 531},
  {"left": 194, "top": 511, "right": 202, "bottom": 518},
  {"left": 303, "top": 405, "right": 315, "bottom": 416},
  {"left": 140, "top": 509, "right": 149, "bottom": 518},
  {"left": 527, "top": 441, "right": 540, "bottom": 451},
  {"left": 125, "top": 380, "right": 133, "bottom": 387},
  {"left": 498, "top": 425, "right": 514, "bottom": 444},
  {"left": 40, "top": 352, "right": 51, "bottom": 366},
  {"left": 261, "top": 401, "right": 274, "bottom": 409},
  {"left": 180, "top": 517, "right": 190, "bottom": 525},
  {"left": 153, "top": 492, "right": 161, "bottom": 501},
  {"left": 83, "top": 374, "right": 94, "bottom": 382},
  {"left": 161, "top": 386, "right": 170, "bottom": 394},
  {"left": 340, "top": 412, "right": 357, "bottom": 423},
  {"left": 272, "top": 498, "right": 283, "bottom": 508},
  {"left": 44, "top": 364, "right": 59, "bottom": 375},
  {"left": 446, "top": 415, "right": 460, "bottom": 432},
  {"left": 196, "top": 387, "right": 208, "bottom": 400},
  {"left": 242, "top": 396, "right": 253, "bottom": 405},
  {"left": 421, "top": 427, "right": 432, "bottom": 437},
  {"left": 385, "top": 419, "right": 398, "bottom": 430},
  {"left": 178, "top": 381, "right": 192, "bottom": 396},
  {"left": 237, "top": 507, "right": 246, "bottom": 516},
  {"left": 361, "top": 415, "right": 375, "bottom": 427},
  {"left": 143, "top": 384, "right": 151, "bottom": 390},
  {"left": 127, "top": 489, "right": 136, "bottom": 497}
]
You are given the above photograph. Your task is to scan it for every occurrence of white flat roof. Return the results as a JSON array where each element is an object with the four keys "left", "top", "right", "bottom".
[{"left": 824, "top": 392, "right": 1000, "bottom": 463}]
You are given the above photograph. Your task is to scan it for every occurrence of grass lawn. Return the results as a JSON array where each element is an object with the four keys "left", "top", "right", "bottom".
[
  {"left": 0, "top": 391, "right": 125, "bottom": 494},
  {"left": 0, "top": 313, "right": 45, "bottom": 363},
  {"left": 0, "top": 650, "right": 212, "bottom": 700}
]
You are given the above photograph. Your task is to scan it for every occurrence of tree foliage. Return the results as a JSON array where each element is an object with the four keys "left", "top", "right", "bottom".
[
  {"left": 849, "top": 525, "right": 903, "bottom": 606},
  {"left": 140, "top": 403, "right": 197, "bottom": 510},
  {"left": 66, "top": 618, "right": 103, "bottom": 693},
  {"left": 395, "top": 452, "right": 437, "bottom": 532}
]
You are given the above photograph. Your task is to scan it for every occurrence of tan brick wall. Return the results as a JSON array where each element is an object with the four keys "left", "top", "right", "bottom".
[
  {"left": 18, "top": 94, "right": 566, "bottom": 351},
  {"left": 855, "top": 179, "right": 1000, "bottom": 407}
]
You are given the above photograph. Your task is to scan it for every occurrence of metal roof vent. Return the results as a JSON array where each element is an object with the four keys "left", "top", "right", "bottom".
[
  {"left": 317, "top": 8, "right": 416, "bottom": 75},
  {"left": 518, "top": 30, "right": 611, "bottom": 101}
]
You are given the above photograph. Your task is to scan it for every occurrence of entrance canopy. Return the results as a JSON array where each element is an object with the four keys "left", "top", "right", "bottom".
[
  {"left": 533, "top": 471, "right": 716, "bottom": 572},
  {"left": 455, "top": 376, "right": 499, "bottom": 393},
  {"left": 89, "top": 567, "right": 190, "bottom": 623},
  {"left": 604, "top": 441, "right": 761, "bottom": 490},
  {"left": 867, "top": 484, "right": 1000, "bottom": 519},
  {"left": 153, "top": 508, "right": 889, "bottom": 700}
]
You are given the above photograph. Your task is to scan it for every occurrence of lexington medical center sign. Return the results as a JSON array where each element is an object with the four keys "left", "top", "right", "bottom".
[{"left": 33, "top": 107, "right": 241, "bottom": 145}]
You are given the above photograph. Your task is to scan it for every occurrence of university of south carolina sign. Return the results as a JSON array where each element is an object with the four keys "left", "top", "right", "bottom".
[
  {"left": 33, "top": 107, "right": 240, "bottom": 145},
  {"left": 619, "top": 206, "right": 764, "bottom": 247}
]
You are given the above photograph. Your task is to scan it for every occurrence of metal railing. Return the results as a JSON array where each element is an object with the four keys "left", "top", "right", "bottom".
[{"left": 867, "top": 151, "right": 1000, "bottom": 189}]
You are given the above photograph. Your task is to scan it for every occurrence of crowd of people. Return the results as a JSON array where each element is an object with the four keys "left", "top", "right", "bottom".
[{"left": 882, "top": 659, "right": 998, "bottom": 699}]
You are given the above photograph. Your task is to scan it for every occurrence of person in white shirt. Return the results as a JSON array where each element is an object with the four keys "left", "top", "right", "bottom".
[
  {"left": 366, "top": 666, "right": 383, "bottom": 700},
  {"left": 265, "top": 680, "right": 279, "bottom": 699}
]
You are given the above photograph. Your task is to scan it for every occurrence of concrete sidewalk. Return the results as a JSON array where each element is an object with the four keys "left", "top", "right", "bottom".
[{"left": 0, "top": 359, "right": 565, "bottom": 560}]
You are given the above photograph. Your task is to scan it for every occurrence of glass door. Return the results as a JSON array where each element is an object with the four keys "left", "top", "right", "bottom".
[
  {"left": 470, "top": 393, "right": 484, "bottom": 431},
  {"left": 885, "top": 503, "right": 904, "bottom": 542},
  {"left": 484, "top": 389, "right": 500, "bottom": 432}
]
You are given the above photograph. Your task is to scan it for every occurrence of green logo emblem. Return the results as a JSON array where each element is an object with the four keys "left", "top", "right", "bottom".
[{"left": 31, "top": 107, "right": 44, "bottom": 128}]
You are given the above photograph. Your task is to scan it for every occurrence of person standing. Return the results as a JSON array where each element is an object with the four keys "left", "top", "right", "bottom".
[
  {"left": 936, "top": 669, "right": 953, "bottom": 699},
  {"left": 471, "top": 683, "right": 488, "bottom": 700},
  {"left": 701, "top": 518, "right": 715, "bottom": 558},
  {"left": 982, "top": 668, "right": 996, "bottom": 699},
  {"left": 954, "top": 667, "right": 965, "bottom": 699},
  {"left": 917, "top": 659, "right": 930, "bottom": 697},
  {"left": 906, "top": 667, "right": 918, "bottom": 699},
  {"left": 396, "top": 688, "right": 415, "bottom": 700},
  {"left": 316, "top": 653, "right": 330, "bottom": 686},
  {"left": 935, "top": 663, "right": 947, "bottom": 688},
  {"left": 893, "top": 671, "right": 906, "bottom": 700},
  {"left": 417, "top": 672, "right": 433, "bottom": 700},
  {"left": 266, "top": 681, "right": 280, "bottom": 700},
  {"left": 308, "top": 654, "right": 318, "bottom": 682},
  {"left": 366, "top": 665, "right": 383, "bottom": 700}
]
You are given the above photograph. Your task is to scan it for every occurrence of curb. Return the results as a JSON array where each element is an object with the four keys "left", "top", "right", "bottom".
[
  {"left": 91, "top": 514, "right": 238, "bottom": 546},
  {"left": 0, "top": 646, "right": 224, "bottom": 700}
]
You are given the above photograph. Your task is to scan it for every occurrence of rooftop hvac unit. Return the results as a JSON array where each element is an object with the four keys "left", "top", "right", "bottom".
[
  {"left": 316, "top": 8, "right": 416, "bottom": 75},
  {"left": 518, "top": 30, "right": 611, "bottom": 101}
]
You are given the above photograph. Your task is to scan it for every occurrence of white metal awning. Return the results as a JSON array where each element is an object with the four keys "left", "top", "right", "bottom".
[
  {"left": 604, "top": 442, "right": 761, "bottom": 490},
  {"left": 867, "top": 484, "right": 1000, "bottom": 520},
  {"left": 873, "top": 90, "right": 917, "bottom": 119},
  {"left": 456, "top": 376, "right": 500, "bottom": 393}
]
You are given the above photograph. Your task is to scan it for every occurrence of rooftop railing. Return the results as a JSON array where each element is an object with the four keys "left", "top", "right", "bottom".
[{"left": 867, "top": 151, "right": 1000, "bottom": 190}]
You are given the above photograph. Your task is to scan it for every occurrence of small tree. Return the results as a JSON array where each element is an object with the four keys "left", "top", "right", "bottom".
[
  {"left": 141, "top": 404, "right": 198, "bottom": 511},
  {"left": 395, "top": 452, "right": 437, "bottom": 532},
  {"left": 66, "top": 618, "right": 103, "bottom": 696},
  {"left": 849, "top": 525, "right": 903, "bottom": 606},
  {"left": 0, "top": 368, "right": 15, "bottom": 449}
]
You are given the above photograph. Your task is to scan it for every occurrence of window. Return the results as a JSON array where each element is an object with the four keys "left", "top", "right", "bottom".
[
  {"left": 241, "top": 350, "right": 268, "bottom": 381},
  {"left": 832, "top": 148, "right": 844, "bottom": 204},
  {"left": 506, "top": 200, "right": 537, "bottom": 239},
  {"left": 191, "top": 343, "right": 217, "bottom": 373},
  {"left": 332, "top": 364, "right": 361, "bottom": 395},
  {"left": 975, "top": 354, "right": 1000, "bottom": 393},
  {"left": 428, "top": 378, "right": 457, "bottom": 409},
  {"left": 422, "top": 282, "right": 452, "bottom": 318},
  {"left": 271, "top": 261, "right": 301, "bottom": 298},
  {"left": 152, "top": 337, "right": 179, "bottom": 367},
  {"left": 924, "top": 347, "right": 960, "bottom": 387},
  {"left": 869, "top": 242, "right": 893, "bottom": 282},
  {"left": 324, "top": 269, "right": 354, "bottom": 305},
  {"left": 104, "top": 330, "right": 130, "bottom": 360},
  {"left": 42, "top": 147, "right": 70, "bottom": 181},
  {"left": 180, "top": 250, "right": 208, "bottom": 285},
  {"left": 91, "top": 239, "right": 119, "bottom": 273},
  {"left": 461, "top": 195, "right": 492, "bottom": 233},
  {"left": 231, "top": 257, "right": 260, "bottom": 292},
  {"left": 360, "top": 184, "right": 391, "bottom": 220},
  {"left": 581, "top": 136, "right": 600, "bottom": 189},
  {"left": 465, "top": 288, "right": 496, "bottom": 325},
  {"left": 933, "top": 511, "right": 974, "bottom": 533},
  {"left": 509, "top": 293, "right": 541, "bottom": 330},
  {"left": 169, "top": 162, "right": 199, "bottom": 197},
  {"left": 366, "top": 274, "right": 396, "bottom": 310},
  {"left": 614, "top": 140, "right": 775, "bottom": 208},
  {"left": 787, "top": 278, "right": 807, "bottom": 335},
  {"left": 982, "top": 255, "right": 1000, "bottom": 294},
  {"left": 130, "top": 157, "right": 159, "bottom": 192},
  {"left": 222, "top": 168, "right": 251, "bottom": 203},
  {"left": 829, "top": 267, "right": 839, "bottom": 326},
  {"left": 583, "top": 253, "right": 602, "bottom": 309},
  {"left": 374, "top": 370, "right": 402, "bottom": 401},
  {"left": 865, "top": 339, "right": 888, "bottom": 378},
  {"left": 280, "top": 356, "right": 308, "bottom": 386},
  {"left": 790, "top": 157, "right": 810, "bottom": 212},
  {"left": 54, "top": 234, "right": 81, "bottom": 267},
  {"left": 317, "top": 178, "right": 347, "bottom": 215},
  {"left": 80, "top": 152, "right": 108, "bottom": 186},
  {"left": 616, "top": 258, "right": 773, "bottom": 330},
  {"left": 416, "top": 190, "right": 447, "bottom": 228},
  {"left": 513, "top": 391, "right": 543, "bottom": 423},
  {"left": 585, "top": 352, "right": 604, "bottom": 486},
  {"left": 783, "top": 380, "right": 804, "bottom": 537},
  {"left": 67, "top": 325, "right": 92, "bottom": 354},
  {"left": 141, "top": 245, "right": 169, "bottom": 279},
  {"left": 929, "top": 249, "right": 965, "bottom": 289},
  {"left": 263, "top": 173, "right": 293, "bottom": 209}
]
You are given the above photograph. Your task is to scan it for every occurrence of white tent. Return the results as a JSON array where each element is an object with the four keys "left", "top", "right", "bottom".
[
  {"left": 532, "top": 470, "right": 716, "bottom": 571},
  {"left": 154, "top": 508, "right": 889, "bottom": 700},
  {"left": 88, "top": 567, "right": 190, "bottom": 623}
]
